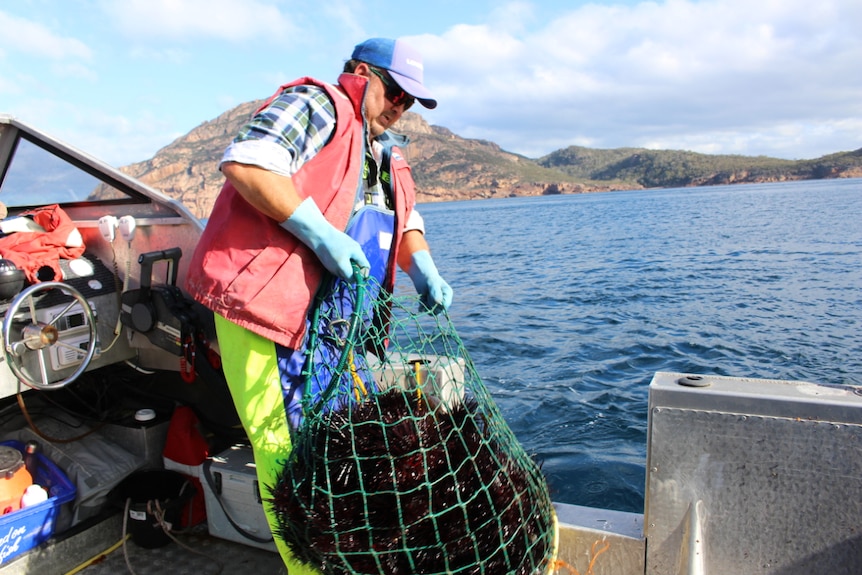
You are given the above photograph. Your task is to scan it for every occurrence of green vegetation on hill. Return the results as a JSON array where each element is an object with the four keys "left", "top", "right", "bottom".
[{"left": 537, "top": 146, "right": 862, "bottom": 189}]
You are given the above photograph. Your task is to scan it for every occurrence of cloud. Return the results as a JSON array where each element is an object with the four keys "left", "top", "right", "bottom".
[
  {"left": 419, "top": 0, "right": 862, "bottom": 159},
  {"left": 0, "top": 11, "right": 92, "bottom": 60},
  {"left": 5, "top": 1, "right": 859, "bottom": 165},
  {"left": 78, "top": 110, "right": 182, "bottom": 166},
  {"left": 50, "top": 61, "right": 98, "bottom": 82},
  {"left": 0, "top": 11, "right": 95, "bottom": 98},
  {"left": 2, "top": 92, "right": 165, "bottom": 165},
  {"left": 319, "top": 0, "right": 366, "bottom": 40},
  {"left": 101, "top": 0, "right": 295, "bottom": 42}
]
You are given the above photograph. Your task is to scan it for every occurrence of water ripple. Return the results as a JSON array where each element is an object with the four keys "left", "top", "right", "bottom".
[{"left": 411, "top": 178, "right": 862, "bottom": 513}]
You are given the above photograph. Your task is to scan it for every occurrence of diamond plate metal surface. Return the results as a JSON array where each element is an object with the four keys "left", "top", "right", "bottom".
[
  {"left": 646, "top": 406, "right": 862, "bottom": 574},
  {"left": 79, "top": 525, "right": 285, "bottom": 575}
]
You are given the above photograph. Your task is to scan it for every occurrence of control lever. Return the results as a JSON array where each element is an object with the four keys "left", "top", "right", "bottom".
[
  {"left": 125, "top": 248, "right": 182, "bottom": 333},
  {"left": 119, "top": 248, "right": 192, "bottom": 356}
]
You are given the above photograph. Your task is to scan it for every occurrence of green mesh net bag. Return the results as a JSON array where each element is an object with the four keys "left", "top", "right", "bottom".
[{"left": 271, "top": 270, "right": 558, "bottom": 574}]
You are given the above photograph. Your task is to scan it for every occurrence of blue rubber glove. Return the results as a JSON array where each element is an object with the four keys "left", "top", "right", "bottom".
[
  {"left": 280, "top": 198, "right": 370, "bottom": 281},
  {"left": 406, "top": 249, "right": 453, "bottom": 314}
]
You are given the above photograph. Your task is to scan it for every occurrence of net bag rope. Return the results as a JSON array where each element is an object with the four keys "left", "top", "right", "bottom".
[{"left": 271, "top": 268, "right": 558, "bottom": 574}]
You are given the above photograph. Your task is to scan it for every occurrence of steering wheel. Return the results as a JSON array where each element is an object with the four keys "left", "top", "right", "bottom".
[{"left": 2, "top": 281, "right": 97, "bottom": 390}]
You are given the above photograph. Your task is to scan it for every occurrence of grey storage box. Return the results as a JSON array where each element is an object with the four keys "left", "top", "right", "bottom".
[{"left": 202, "top": 444, "right": 276, "bottom": 552}]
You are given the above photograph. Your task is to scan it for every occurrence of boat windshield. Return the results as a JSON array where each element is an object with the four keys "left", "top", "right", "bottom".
[{"left": 1, "top": 133, "right": 136, "bottom": 209}]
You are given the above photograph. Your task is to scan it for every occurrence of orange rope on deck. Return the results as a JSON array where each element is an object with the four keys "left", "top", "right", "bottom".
[{"left": 550, "top": 539, "right": 611, "bottom": 575}]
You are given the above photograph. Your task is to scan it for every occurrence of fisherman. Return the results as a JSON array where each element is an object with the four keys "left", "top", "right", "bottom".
[{"left": 186, "top": 37, "right": 452, "bottom": 572}]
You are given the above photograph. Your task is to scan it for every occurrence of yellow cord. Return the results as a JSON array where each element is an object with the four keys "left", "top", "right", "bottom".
[
  {"left": 413, "top": 360, "right": 423, "bottom": 400},
  {"left": 349, "top": 350, "right": 367, "bottom": 401},
  {"left": 63, "top": 534, "right": 130, "bottom": 575}
]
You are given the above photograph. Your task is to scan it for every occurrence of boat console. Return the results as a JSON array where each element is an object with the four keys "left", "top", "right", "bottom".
[{"left": 0, "top": 114, "right": 207, "bottom": 398}]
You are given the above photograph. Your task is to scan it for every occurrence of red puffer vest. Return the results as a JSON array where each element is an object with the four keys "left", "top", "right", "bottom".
[{"left": 186, "top": 74, "right": 415, "bottom": 349}]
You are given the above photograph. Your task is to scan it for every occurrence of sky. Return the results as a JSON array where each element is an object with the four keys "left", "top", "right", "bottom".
[{"left": 2, "top": 0, "right": 861, "bottom": 167}]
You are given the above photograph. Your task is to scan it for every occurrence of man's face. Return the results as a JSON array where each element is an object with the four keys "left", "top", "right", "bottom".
[{"left": 358, "top": 64, "right": 413, "bottom": 137}]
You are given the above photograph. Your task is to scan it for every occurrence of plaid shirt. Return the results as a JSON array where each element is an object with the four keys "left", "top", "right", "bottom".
[
  {"left": 222, "top": 85, "right": 335, "bottom": 177},
  {"left": 221, "top": 83, "right": 423, "bottom": 231}
]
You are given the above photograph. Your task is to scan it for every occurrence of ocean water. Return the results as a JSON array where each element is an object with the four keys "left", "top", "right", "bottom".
[{"left": 407, "top": 178, "right": 862, "bottom": 514}]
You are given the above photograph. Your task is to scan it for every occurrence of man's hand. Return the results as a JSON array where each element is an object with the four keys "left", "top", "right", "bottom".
[
  {"left": 406, "top": 250, "right": 453, "bottom": 313},
  {"left": 280, "top": 198, "right": 370, "bottom": 280}
]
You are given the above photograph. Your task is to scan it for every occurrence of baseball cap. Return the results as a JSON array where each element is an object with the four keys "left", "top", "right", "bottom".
[{"left": 351, "top": 38, "right": 437, "bottom": 109}]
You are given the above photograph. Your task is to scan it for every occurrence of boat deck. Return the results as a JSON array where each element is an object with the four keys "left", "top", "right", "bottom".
[
  {"left": 1, "top": 514, "right": 285, "bottom": 575},
  {"left": 0, "top": 502, "right": 645, "bottom": 575},
  {"left": 80, "top": 528, "right": 284, "bottom": 575}
]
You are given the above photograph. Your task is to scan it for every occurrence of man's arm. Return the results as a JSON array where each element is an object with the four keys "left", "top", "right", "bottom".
[
  {"left": 221, "top": 161, "right": 304, "bottom": 222},
  {"left": 397, "top": 229, "right": 430, "bottom": 272},
  {"left": 222, "top": 161, "right": 368, "bottom": 279}
]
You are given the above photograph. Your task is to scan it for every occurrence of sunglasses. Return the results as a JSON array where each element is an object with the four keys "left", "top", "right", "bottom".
[{"left": 369, "top": 67, "right": 415, "bottom": 111}]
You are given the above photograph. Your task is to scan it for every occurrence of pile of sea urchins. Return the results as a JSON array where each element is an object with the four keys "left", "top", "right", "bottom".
[{"left": 271, "top": 388, "right": 554, "bottom": 574}]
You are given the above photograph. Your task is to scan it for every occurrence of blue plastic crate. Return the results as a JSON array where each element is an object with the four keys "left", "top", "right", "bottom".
[{"left": 0, "top": 440, "right": 76, "bottom": 565}]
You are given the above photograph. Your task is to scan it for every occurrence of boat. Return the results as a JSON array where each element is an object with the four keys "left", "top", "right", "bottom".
[{"left": 0, "top": 113, "right": 860, "bottom": 574}]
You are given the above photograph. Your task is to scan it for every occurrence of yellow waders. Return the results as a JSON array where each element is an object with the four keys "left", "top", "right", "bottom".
[{"left": 214, "top": 314, "right": 318, "bottom": 575}]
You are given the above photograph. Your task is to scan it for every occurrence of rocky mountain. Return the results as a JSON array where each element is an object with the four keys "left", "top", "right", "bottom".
[{"left": 121, "top": 102, "right": 862, "bottom": 220}]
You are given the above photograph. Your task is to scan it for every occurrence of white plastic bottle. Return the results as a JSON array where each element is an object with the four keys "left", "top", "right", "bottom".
[{"left": 21, "top": 484, "right": 48, "bottom": 508}]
